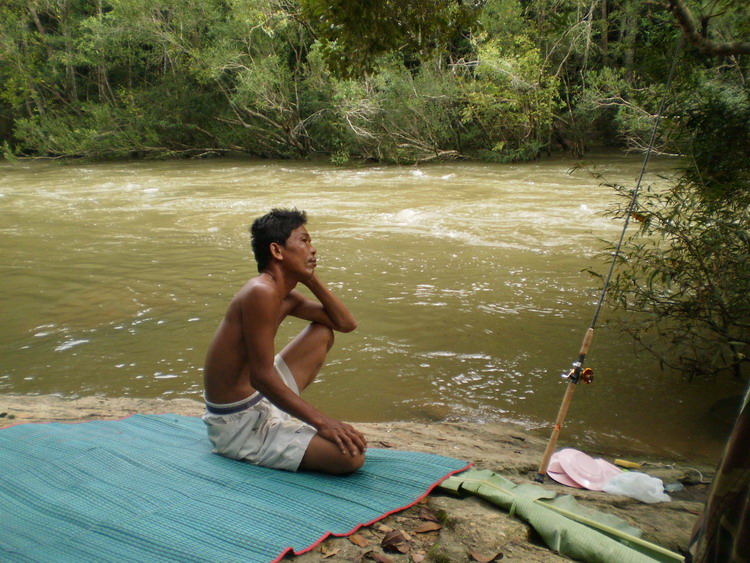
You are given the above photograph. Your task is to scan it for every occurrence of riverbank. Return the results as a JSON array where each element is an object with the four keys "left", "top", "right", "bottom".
[{"left": 1, "top": 394, "right": 716, "bottom": 561}]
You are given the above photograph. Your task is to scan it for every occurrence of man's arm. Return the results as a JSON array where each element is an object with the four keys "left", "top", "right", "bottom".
[
  {"left": 288, "top": 273, "right": 358, "bottom": 333},
  {"left": 243, "top": 283, "right": 325, "bottom": 426},
  {"left": 243, "top": 283, "right": 365, "bottom": 456}
]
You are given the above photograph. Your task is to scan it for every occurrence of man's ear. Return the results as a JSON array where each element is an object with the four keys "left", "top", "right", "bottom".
[{"left": 269, "top": 242, "right": 284, "bottom": 260}]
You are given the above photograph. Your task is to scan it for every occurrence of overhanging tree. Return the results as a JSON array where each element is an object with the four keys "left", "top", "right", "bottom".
[{"left": 600, "top": 0, "right": 750, "bottom": 380}]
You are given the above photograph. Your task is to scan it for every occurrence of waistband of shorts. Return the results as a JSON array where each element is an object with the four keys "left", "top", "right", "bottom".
[{"left": 204, "top": 392, "right": 263, "bottom": 415}]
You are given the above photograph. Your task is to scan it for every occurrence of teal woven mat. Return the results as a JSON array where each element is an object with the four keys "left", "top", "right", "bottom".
[{"left": 0, "top": 414, "right": 469, "bottom": 562}]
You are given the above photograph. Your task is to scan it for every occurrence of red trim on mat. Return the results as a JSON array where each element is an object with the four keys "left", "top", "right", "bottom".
[{"left": 271, "top": 462, "right": 473, "bottom": 563}]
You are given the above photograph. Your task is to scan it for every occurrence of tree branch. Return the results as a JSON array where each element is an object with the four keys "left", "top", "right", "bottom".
[{"left": 668, "top": 0, "right": 750, "bottom": 56}]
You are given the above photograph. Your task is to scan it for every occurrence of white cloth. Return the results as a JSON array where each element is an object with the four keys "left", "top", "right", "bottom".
[{"left": 202, "top": 356, "right": 316, "bottom": 472}]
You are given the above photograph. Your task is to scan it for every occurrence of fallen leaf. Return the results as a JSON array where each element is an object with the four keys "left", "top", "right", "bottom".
[
  {"left": 412, "top": 521, "right": 442, "bottom": 533},
  {"left": 418, "top": 507, "right": 438, "bottom": 522},
  {"left": 469, "top": 550, "right": 504, "bottom": 562},
  {"left": 349, "top": 533, "right": 369, "bottom": 548},
  {"left": 381, "top": 530, "right": 409, "bottom": 553},
  {"left": 411, "top": 552, "right": 426, "bottom": 563},
  {"left": 376, "top": 524, "right": 394, "bottom": 533},
  {"left": 320, "top": 545, "right": 339, "bottom": 559}
]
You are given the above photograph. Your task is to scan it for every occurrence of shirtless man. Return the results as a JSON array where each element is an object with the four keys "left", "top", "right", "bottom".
[{"left": 202, "top": 209, "right": 367, "bottom": 474}]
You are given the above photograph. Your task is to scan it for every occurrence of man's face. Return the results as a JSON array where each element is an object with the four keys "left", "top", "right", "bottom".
[{"left": 282, "top": 225, "right": 317, "bottom": 277}]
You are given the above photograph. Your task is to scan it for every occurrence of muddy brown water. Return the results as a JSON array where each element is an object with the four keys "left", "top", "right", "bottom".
[{"left": 1, "top": 155, "right": 741, "bottom": 463}]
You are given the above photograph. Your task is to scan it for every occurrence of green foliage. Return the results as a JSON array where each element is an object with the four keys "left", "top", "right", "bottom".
[
  {"left": 602, "top": 180, "right": 750, "bottom": 380},
  {"left": 368, "top": 58, "right": 464, "bottom": 162},
  {"left": 458, "top": 32, "right": 559, "bottom": 160},
  {"left": 0, "top": 0, "right": 748, "bottom": 167},
  {"left": 567, "top": 0, "right": 750, "bottom": 382},
  {"left": 595, "top": 8, "right": 750, "bottom": 380},
  {"left": 2, "top": 140, "right": 17, "bottom": 161},
  {"left": 682, "top": 81, "right": 750, "bottom": 197},
  {"left": 476, "top": 0, "right": 526, "bottom": 46},
  {"left": 300, "top": 0, "right": 477, "bottom": 77},
  {"left": 14, "top": 104, "right": 125, "bottom": 158}
]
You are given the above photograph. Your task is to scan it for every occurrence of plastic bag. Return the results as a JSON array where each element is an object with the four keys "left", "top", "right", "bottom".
[{"left": 602, "top": 471, "right": 672, "bottom": 503}]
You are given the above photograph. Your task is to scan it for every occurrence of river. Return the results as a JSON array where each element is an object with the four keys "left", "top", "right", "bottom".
[{"left": 1, "top": 154, "right": 741, "bottom": 462}]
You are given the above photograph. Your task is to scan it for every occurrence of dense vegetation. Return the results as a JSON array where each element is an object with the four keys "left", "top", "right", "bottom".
[
  {"left": 1, "top": 0, "right": 748, "bottom": 380},
  {"left": 0, "top": 0, "right": 744, "bottom": 164}
]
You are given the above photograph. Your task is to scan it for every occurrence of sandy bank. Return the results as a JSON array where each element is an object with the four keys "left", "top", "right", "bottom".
[{"left": 1, "top": 394, "right": 717, "bottom": 561}]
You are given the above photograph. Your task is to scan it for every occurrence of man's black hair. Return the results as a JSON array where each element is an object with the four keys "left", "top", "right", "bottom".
[{"left": 250, "top": 208, "right": 308, "bottom": 272}]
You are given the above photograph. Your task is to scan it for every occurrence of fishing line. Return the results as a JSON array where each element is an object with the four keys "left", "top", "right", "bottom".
[
  {"left": 590, "top": 35, "right": 684, "bottom": 331},
  {"left": 534, "top": 35, "right": 684, "bottom": 482}
]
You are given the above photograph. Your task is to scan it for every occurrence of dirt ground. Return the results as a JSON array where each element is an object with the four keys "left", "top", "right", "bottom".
[{"left": 1, "top": 394, "right": 717, "bottom": 562}]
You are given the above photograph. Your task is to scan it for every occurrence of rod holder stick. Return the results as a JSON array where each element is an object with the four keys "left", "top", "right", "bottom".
[
  {"left": 531, "top": 39, "right": 682, "bottom": 484},
  {"left": 534, "top": 328, "right": 595, "bottom": 483},
  {"left": 535, "top": 382, "right": 577, "bottom": 482}
]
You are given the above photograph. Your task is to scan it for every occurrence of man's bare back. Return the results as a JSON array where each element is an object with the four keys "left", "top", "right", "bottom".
[
  {"left": 203, "top": 275, "right": 300, "bottom": 405},
  {"left": 202, "top": 209, "right": 366, "bottom": 474}
]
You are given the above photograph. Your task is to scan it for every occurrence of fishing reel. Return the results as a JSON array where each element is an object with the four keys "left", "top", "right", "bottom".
[{"left": 560, "top": 363, "right": 594, "bottom": 384}]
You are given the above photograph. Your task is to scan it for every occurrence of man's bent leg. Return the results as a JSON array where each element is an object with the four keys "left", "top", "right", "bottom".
[
  {"left": 299, "top": 434, "right": 365, "bottom": 475},
  {"left": 280, "top": 322, "right": 366, "bottom": 475},
  {"left": 279, "top": 322, "right": 334, "bottom": 392}
]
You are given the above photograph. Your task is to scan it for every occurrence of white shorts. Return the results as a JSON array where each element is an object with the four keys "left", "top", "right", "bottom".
[{"left": 202, "top": 356, "right": 317, "bottom": 472}]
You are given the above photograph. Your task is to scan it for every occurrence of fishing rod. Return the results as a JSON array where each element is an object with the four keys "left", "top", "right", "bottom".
[{"left": 534, "top": 37, "right": 684, "bottom": 483}]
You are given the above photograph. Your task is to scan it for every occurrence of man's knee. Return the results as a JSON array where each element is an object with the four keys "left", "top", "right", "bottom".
[
  {"left": 310, "top": 322, "right": 335, "bottom": 351},
  {"left": 300, "top": 436, "right": 365, "bottom": 475},
  {"left": 328, "top": 452, "right": 365, "bottom": 475}
]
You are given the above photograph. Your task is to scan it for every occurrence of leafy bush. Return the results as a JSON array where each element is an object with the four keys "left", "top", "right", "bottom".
[
  {"left": 603, "top": 179, "right": 750, "bottom": 380},
  {"left": 593, "top": 44, "right": 750, "bottom": 382}
]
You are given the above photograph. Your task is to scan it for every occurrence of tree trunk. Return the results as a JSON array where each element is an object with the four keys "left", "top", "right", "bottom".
[
  {"left": 620, "top": 0, "right": 637, "bottom": 79},
  {"left": 64, "top": 33, "right": 79, "bottom": 103},
  {"left": 95, "top": 0, "right": 113, "bottom": 103},
  {"left": 601, "top": 0, "right": 609, "bottom": 66},
  {"left": 28, "top": 2, "right": 54, "bottom": 60}
]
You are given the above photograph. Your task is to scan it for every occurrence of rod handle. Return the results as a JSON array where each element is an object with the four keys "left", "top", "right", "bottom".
[{"left": 579, "top": 327, "right": 594, "bottom": 357}]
